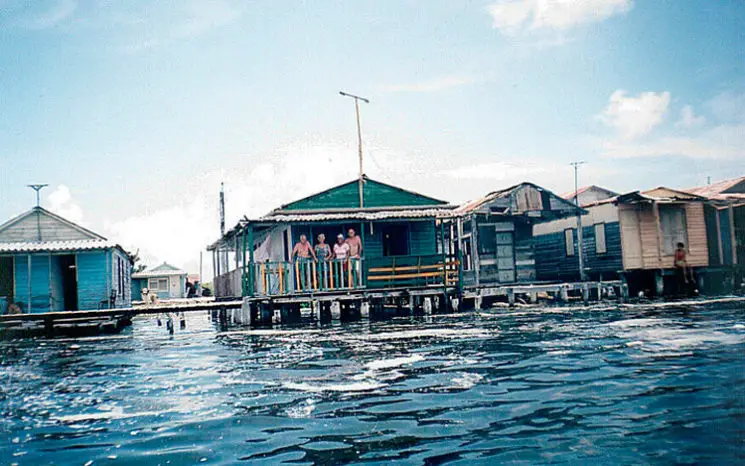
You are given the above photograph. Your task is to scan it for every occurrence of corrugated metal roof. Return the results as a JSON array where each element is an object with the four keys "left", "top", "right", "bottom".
[
  {"left": 258, "top": 206, "right": 457, "bottom": 223},
  {"left": 685, "top": 176, "right": 745, "bottom": 201},
  {"left": 0, "top": 239, "right": 119, "bottom": 253},
  {"left": 453, "top": 182, "right": 583, "bottom": 216},
  {"left": 132, "top": 262, "right": 187, "bottom": 279}
]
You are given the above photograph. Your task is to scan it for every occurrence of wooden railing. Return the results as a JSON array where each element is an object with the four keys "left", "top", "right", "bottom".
[
  {"left": 250, "top": 259, "right": 364, "bottom": 296},
  {"left": 365, "top": 255, "right": 459, "bottom": 289}
]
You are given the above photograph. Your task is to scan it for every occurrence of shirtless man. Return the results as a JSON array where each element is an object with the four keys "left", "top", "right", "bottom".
[
  {"left": 345, "top": 228, "right": 362, "bottom": 258},
  {"left": 292, "top": 234, "right": 317, "bottom": 261}
]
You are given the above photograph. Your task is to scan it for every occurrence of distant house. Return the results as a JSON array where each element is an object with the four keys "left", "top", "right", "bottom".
[
  {"left": 453, "top": 182, "right": 585, "bottom": 286},
  {"left": 534, "top": 185, "right": 717, "bottom": 295},
  {"left": 131, "top": 262, "right": 188, "bottom": 300},
  {"left": 560, "top": 185, "right": 619, "bottom": 208},
  {"left": 0, "top": 207, "right": 132, "bottom": 314},
  {"left": 685, "top": 176, "right": 745, "bottom": 288}
]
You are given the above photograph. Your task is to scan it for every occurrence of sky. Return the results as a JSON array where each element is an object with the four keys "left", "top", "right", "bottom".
[{"left": 1, "top": 0, "right": 743, "bottom": 279}]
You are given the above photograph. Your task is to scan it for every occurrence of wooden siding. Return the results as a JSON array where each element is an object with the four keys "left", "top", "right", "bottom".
[
  {"left": 110, "top": 248, "right": 132, "bottom": 306},
  {"left": 13, "top": 254, "right": 52, "bottom": 313},
  {"left": 735, "top": 205, "right": 745, "bottom": 266},
  {"left": 619, "top": 202, "right": 709, "bottom": 270},
  {"left": 76, "top": 251, "right": 108, "bottom": 310},
  {"left": 0, "top": 209, "right": 97, "bottom": 242},
  {"left": 535, "top": 222, "right": 623, "bottom": 281},
  {"left": 685, "top": 203, "right": 709, "bottom": 267},
  {"left": 282, "top": 179, "right": 445, "bottom": 210}
]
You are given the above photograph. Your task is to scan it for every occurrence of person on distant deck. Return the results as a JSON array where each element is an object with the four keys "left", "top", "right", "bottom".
[
  {"left": 674, "top": 242, "right": 693, "bottom": 291},
  {"left": 292, "top": 235, "right": 317, "bottom": 261},
  {"left": 314, "top": 234, "right": 332, "bottom": 261},
  {"left": 345, "top": 228, "right": 362, "bottom": 258}
]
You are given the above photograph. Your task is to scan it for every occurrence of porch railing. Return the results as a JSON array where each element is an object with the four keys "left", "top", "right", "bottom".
[
  {"left": 365, "top": 255, "right": 459, "bottom": 289},
  {"left": 250, "top": 258, "right": 364, "bottom": 296}
]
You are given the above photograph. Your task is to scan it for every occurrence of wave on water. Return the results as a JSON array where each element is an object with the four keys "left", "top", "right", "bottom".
[
  {"left": 283, "top": 381, "right": 387, "bottom": 393},
  {"left": 364, "top": 354, "right": 425, "bottom": 371}
]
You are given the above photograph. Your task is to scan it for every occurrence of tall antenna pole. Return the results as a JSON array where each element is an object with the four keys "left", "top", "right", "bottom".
[
  {"left": 340, "top": 91, "right": 369, "bottom": 208},
  {"left": 27, "top": 184, "right": 48, "bottom": 242},
  {"left": 219, "top": 182, "right": 225, "bottom": 236},
  {"left": 570, "top": 162, "right": 586, "bottom": 281}
]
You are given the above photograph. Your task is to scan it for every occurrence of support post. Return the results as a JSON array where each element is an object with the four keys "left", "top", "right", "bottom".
[
  {"left": 27, "top": 254, "right": 32, "bottom": 313},
  {"left": 247, "top": 225, "right": 255, "bottom": 297},
  {"left": 470, "top": 217, "right": 480, "bottom": 286}
]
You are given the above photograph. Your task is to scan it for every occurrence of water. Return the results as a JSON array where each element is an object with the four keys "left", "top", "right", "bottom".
[{"left": 1, "top": 304, "right": 744, "bottom": 465}]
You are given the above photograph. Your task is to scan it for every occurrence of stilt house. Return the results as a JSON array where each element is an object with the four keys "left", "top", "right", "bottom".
[{"left": 0, "top": 207, "right": 132, "bottom": 313}]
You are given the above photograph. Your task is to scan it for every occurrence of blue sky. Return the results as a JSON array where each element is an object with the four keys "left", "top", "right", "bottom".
[{"left": 1, "top": 0, "right": 743, "bottom": 276}]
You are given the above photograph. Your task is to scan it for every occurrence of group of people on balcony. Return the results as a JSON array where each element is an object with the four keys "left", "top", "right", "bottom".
[{"left": 291, "top": 228, "right": 362, "bottom": 263}]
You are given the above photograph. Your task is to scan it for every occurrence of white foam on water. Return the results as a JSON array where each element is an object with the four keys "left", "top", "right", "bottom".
[
  {"left": 450, "top": 372, "right": 484, "bottom": 389},
  {"left": 733, "top": 324, "right": 745, "bottom": 330},
  {"left": 283, "top": 381, "right": 386, "bottom": 393},
  {"left": 354, "top": 328, "right": 494, "bottom": 342},
  {"left": 52, "top": 406, "right": 177, "bottom": 423},
  {"left": 364, "top": 354, "right": 425, "bottom": 371},
  {"left": 285, "top": 399, "right": 316, "bottom": 418}
]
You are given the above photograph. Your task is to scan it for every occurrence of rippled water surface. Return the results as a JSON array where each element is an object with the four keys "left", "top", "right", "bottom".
[{"left": 2, "top": 304, "right": 744, "bottom": 465}]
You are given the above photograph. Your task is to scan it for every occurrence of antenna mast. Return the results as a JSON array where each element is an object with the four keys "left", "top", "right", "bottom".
[
  {"left": 27, "top": 184, "right": 48, "bottom": 242},
  {"left": 340, "top": 91, "right": 370, "bottom": 208},
  {"left": 219, "top": 182, "right": 226, "bottom": 236},
  {"left": 570, "top": 162, "right": 586, "bottom": 281}
]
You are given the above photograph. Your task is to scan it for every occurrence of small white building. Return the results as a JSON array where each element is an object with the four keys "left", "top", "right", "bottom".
[{"left": 131, "top": 262, "right": 187, "bottom": 300}]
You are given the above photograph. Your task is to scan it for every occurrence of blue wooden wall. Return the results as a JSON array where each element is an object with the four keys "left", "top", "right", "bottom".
[
  {"left": 13, "top": 255, "right": 52, "bottom": 313},
  {"left": 534, "top": 222, "right": 623, "bottom": 281},
  {"left": 132, "top": 277, "right": 145, "bottom": 301},
  {"left": 77, "top": 251, "right": 108, "bottom": 311}
]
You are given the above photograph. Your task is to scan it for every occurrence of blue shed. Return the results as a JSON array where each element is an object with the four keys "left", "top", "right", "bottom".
[{"left": 0, "top": 207, "right": 132, "bottom": 313}]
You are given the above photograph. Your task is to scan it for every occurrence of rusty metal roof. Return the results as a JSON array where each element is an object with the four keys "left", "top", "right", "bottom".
[{"left": 684, "top": 176, "right": 745, "bottom": 201}]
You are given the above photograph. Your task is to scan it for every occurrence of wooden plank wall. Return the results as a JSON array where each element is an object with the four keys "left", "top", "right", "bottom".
[
  {"left": 13, "top": 254, "right": 51, "bottom": 313},
  {"left": 283, "top": 181, "right": 442, "bottom": 210},
  {"left": 534, "top": 222, "right": 623, "bottom": 281},
  {"left": 77, "top": 251, "right": 108, "bottom": 310},
  {"left": 0, "top": 211, "right": 95, "bottom": 242},
  {"left": 685, "top": 203, "right": 709, "bottom": 267}
]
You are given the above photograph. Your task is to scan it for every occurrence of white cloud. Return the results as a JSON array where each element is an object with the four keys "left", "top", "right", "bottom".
[
  {"left": 600, "top": 124, "right": 745, "bottom": 160},
  {"left": 706, "top": 90, "right": 745, "bottom": 122},
  {"left": 0, "top": 0, "right": 77, "bottom": 30},
  {"left": 384, "top": 75, "right": 478, "bottom": 93},
  {"left": 439, "top": 161, "right": 546, "bottom": 181},
  {"left": 676, "top": 105, "right": 706, "bottom": 128},
  {"left": 487, "top": 0, "right": 632, "bottom": 35},
  {"left": 47, "top": 185, "right": 84, "bottom": 224},
  {"left": 598, "top": 90, "right": 670, "bottom": 139}
]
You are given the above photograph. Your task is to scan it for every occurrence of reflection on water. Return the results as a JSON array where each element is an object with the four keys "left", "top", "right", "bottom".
[{"left": 1, "top": 304, "right": 744, "bottom": 465}]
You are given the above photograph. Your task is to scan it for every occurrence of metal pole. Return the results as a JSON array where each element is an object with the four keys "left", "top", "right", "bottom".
[
  {"left": 340, "top": 91, "right": 369, "bottom": 208},
  {"left": 571, "top": 162, "right": 586, "bottom": 281},
  {"left": 354, "top": 98, "right": 364, "bottom": 208}
]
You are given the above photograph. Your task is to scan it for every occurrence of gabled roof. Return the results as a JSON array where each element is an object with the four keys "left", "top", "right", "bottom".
[
  {"left": 454, "top": 182, "right": 585, "bottom": 218},
  {"left": 0, "top": 206, "right": 106, "bottom": 242},
  {"left": 278, "top": 175, "right": 448, "bottom": 211},
  {"left": 616, "top": 186, "right": 707, "bottom": 204},
  {"left": 684, "top": 176, "right": 745, "bottom": 201},
  {"left": 132, "top": 262, "right": 187, "bottom": 279},
  {"left": 560, "top": 185, "right": 618, "bottom": 200}
]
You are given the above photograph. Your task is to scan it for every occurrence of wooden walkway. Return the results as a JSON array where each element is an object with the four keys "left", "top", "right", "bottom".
[{"left": 0, "top": 280, "right": 631, "bottom": 338}]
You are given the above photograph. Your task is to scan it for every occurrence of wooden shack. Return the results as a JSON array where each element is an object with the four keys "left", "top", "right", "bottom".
[
  {"left": 0, "top": 207, "right": 132, "bottom": 313},
  {"left": 533, "top": 186, "right": 622, "bottom": 282},
  {"left": 209, "top": 176, "right": 456, "bottom": 298},
  {"left": 452, "top": 183, "right": 584, "bottom": 287}
]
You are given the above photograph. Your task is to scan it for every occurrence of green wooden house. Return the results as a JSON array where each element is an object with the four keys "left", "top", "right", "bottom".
[{"left": 209, "top": 176, "right": 457, "bottom": 298}]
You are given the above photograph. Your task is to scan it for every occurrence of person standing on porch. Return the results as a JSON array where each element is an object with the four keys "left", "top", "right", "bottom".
[
  {"left": 292, "top": 234, "right": 317, "bottom": 290},
  {"left": 345, "top": 228, "right": 362, "bottom": 286},
  {"left": 315, "top": 234, "right": 332, "bottom": 288},
  {"left": 333, "top": 234, "right": 351, "bottom": 287}
]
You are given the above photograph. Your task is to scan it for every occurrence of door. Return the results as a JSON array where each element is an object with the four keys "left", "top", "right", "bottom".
[
  {"left": 169, "top": 276, "right": 181, "bottom": 298},
  {"left": 59, "top": 254, "right": 78, "bottom": 311},
  {"left": 0, "top": 257, "right": 13, "bottom": 314}
]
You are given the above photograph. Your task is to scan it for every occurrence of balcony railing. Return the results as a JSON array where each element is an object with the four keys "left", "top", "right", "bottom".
[{"left": 245, "top": 255, "right": 460, "bottom": 297}]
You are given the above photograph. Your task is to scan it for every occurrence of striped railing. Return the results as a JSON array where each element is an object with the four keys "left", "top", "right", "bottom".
[
  {"left": 251, "top": 259, "right": 363, "bottom": 296},
  {"left": 365, "top": 255, "right": 459, "bottom": 289}
]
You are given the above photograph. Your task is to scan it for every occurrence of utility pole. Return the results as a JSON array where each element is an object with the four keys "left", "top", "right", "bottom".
[
  {"left": 27, "top": 184, "right": 48, "bottom": 242},
  {"left": 570, "top": 162, "right": 586, "bottom": 281},
  {"left": 340, "top": 91, "right": 369, "bottom": 208}
]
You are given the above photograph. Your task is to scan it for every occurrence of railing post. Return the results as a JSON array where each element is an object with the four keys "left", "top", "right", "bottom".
[
  {"left": 247, "top": 225, "right": 254, "bottom": 298},
  {"left": 440, "top": 221, "right": 447, "bottom": 287}
]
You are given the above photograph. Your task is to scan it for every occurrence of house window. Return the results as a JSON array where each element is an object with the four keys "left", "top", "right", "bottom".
[
  {"left": 565, "top": 229, "right": 575, "bottom": 256},
  {"left": 594, "top": 223, "right": 607, "bottom": 254},
  {"left": 149, "top": 278, "right": 168, "bottom": 292},
  {"left": 478, "top": 225, "right": 496, "bottom": 254},
  {"left": 382, "top": 224, "right": 410, "bottom": 256},
  {"left": 462, "top": 237, "right": 473, "bottom": 271},
  {"left": 659, "top": 205, "right": 687, "bottom": 255}
]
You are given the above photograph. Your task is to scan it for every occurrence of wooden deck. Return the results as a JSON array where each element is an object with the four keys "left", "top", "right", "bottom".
[{"left": 0, "top": 279, "right": 631, "bottom": 338}]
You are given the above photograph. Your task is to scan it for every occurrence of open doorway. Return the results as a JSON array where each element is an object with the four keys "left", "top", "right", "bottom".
[
  {"left": 0, "top": 257, "right": 13, "bottom": 314},
  {"left": 59, "top": 255, "right": 78, "bottom": 311}
]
